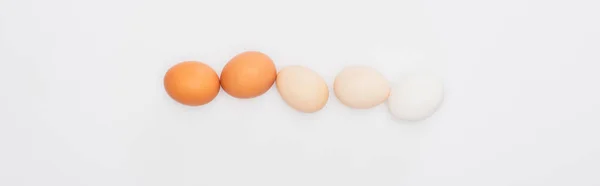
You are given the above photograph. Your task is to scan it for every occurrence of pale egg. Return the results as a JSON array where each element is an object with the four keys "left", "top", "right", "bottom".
[
  {"left": 388, "top": 74, "right": 444, "bottom": 121},
  {"left": 276, "top": 66, "right": 329, "bottom": 113},
  {"left": 334, "top": 66, "right": 390, "bottom": 109}
]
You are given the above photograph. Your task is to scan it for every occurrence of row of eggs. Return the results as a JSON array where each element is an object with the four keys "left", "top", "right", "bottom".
[{"left": 164, "top": 51, "right": 444, "bottom": 121}]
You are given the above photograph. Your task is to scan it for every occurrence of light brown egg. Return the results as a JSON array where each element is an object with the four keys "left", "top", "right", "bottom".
[
  {"left": 334, "top": 66, "right": 390, "bottom": 109},
  {"left": 276, "top": 66, "right": 329, "bottom": 113},
  {"left": 164, "top": 61, "right": 220, "bottom": 106},
  {"left": 220, "top": 51, "right": 277, "bottom": 99}
]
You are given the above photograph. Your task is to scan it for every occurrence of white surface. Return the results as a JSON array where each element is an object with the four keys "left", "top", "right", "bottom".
[{"left": 0, "top": 0, "right": 599, "bottom": 185}]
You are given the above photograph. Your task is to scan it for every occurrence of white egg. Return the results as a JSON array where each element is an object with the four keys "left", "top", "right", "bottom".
[
  {"left": 334, "top": 66, "right": 390, "bottom": 109},
  {"left": 388, "top": 74, "right": 444, "bottom": 121}
]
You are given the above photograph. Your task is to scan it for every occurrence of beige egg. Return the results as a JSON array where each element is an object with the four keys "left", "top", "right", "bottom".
[
  {"left": 276, "top": 66, "right": 329, "bottom": 113},
  {"left": 334, "top": 66, "right": 390, "bottom": 109}
]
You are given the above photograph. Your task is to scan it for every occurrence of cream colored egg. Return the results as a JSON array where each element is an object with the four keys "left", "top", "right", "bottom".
[
  {"left": 334, "top": 66, "right": 390, "bottom": 109},
  {"left": 276, "top": 66, "right": 329, "bottom": 113}
]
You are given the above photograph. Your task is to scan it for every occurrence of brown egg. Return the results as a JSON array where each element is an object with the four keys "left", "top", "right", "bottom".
[
  {"left": 220, "top": 51, "right": 277, "bottom": 99},
  {"left": 163, "top": 61, "right": 220, "bottom": 106}
]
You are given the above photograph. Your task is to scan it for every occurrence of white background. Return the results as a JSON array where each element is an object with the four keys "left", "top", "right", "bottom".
[{"left": 1, "top": 0, "right": 599, "bottom": 185}]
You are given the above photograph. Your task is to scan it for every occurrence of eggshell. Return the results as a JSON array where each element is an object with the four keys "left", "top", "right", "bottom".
[
  {"left": 276, "top": 66, "right": 329, "bottom": 113},
  {"left": 334, "top": 66, "right": 390, "bottom": 109},
  {"left": 388, "top": 74, "right": 444, "bottom": 121},
  {"left": 220, "top": 51, "right": 277, "bottom": 99},
  {"left": 163, "top": 61, "right": 220, "bottom": 106}
]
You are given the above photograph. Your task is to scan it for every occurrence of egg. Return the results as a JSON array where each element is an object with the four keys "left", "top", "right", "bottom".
[
  {"left": 163, "top": 61, "right": 220, "bottom": 106},
  {"left": 276, "top": 66, "right": 329, "bottom": 113},
  {"left": 334, "top": 66, "right": 390, "bottom": 109},
  {"left": 388, "top": 74, "right": 444, "bottom": 121},
  {"left": 220, "top": 51, "right": 277, "bottom": 98}
]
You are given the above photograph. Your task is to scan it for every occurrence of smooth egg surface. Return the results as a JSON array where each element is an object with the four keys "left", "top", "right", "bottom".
[
  {"left": 163, "top": 61, "right": 220, "bottom": 106},
  {"left": 388, "top": 74, "right": 444, "bottom": 121},
  {"left": 276, "top": 66, "right": 329, "bottom": 113},
  {"left": 220, "top": 51, "right": 277, "bottom": 99},
  {"left": 334, "top": 66, "right": 390, "bottom": 109}
]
